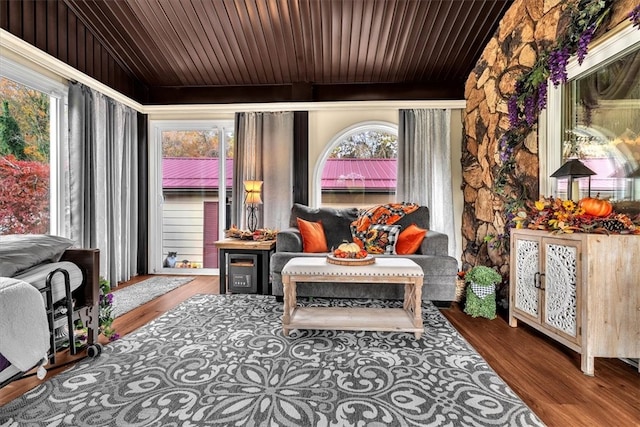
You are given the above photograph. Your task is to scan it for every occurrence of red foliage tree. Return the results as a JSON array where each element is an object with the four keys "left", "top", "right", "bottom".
[{"left": 0, "top": 155, "right": 50, "bottom": 234}]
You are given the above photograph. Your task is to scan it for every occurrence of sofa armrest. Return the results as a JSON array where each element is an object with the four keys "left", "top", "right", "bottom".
[
  {"left": 276, "top": 228, "right": 303, "bottom": 252},
  {"left": 421, "top": 230, "right": 449, "bottom": 256}
]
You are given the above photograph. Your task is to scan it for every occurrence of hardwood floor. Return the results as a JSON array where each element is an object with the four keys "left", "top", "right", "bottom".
[
  {"left": 441, "top": 305, "right": 640, "bottom": 427},
  {"left": 2, "top": 275, "right": 638, "bottom": 426}
]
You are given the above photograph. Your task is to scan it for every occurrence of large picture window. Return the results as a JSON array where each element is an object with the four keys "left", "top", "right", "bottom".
[
  {"left": 546, "top": 25, "right": 640, "bottom": 203},
  {"left": 562, "top": 46, "right": 640, "bottom": 201},
  {"left": 0, "top": 58, "right": 66, "bottom": 235}
]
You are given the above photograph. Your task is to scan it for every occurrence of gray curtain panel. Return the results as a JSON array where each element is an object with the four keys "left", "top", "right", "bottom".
[
  {"left": 67, "top": 82, "right": 138, "bottom": 287},
  {"left": 233, "top": 112, "right": 294, "bottom": 231},
  {"left": 397, "top": 108, "right": 457, "bottom": 258}
]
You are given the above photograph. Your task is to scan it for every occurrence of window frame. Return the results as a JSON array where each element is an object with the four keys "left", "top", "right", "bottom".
[
  {"left": 149, "top": 119, "right": 234, "bottom": 275},
  {"left": 542, "top": 24, "right": 640, "bottom": 197},
  {"left": 312, "top": 121, "right": 398, "bottom": 207},
  {"left": 0, "top": 57, "right": 68, "bottom": 235}
]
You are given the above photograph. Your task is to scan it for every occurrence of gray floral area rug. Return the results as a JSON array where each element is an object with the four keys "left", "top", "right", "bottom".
[
  {"left": 111, "top": 276, "right": 195, "bottom": 318},
  {"left": 0, "top": 295, "right": 545, "bottom": 426}
]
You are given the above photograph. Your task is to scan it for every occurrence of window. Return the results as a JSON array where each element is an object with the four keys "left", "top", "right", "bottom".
[
  {"left": 149, "top": 120, "right": 234, "bottom": 274},
  {"left": 0, "top": 58, "right": 66, "bottom": 235},
  {"left": 316, "top": 122, "right": 398, "bottom": 208},
  {"left": 545, "top": 25, "right": 640, "bottom": 202}
]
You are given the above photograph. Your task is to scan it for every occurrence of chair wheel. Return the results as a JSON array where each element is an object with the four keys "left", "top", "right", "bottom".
[{"left": 87, "top": 343, "right": 103, "bottom": 358}]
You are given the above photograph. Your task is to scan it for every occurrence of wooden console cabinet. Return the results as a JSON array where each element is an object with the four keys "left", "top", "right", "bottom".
[{"left": 509, "top": 229, "right": 640, "bottom": 376}]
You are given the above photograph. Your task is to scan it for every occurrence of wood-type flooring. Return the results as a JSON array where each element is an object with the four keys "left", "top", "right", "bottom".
[{"left": 1, "top": 275, "right": 638, "bottom": 426}]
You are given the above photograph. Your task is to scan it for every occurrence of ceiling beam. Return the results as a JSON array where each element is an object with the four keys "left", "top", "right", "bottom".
[{"left": 146, "top": 81, "right": 463, "bottom": 105}]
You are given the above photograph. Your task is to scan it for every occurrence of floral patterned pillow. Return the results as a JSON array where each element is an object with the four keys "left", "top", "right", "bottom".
[{"left": 363, "top": 224, "right": 401, "bottom": 254}]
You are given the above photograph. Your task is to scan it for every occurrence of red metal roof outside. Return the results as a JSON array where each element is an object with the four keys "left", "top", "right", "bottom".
[
  {"left": 321, "top": 158, "right": 396, "bottom": 190},
  {"left": 162, "top": 158, "right": 234, "bottom": 189},
  {"left": 163, "top": 157, "right": 397, "bottom": 190}
]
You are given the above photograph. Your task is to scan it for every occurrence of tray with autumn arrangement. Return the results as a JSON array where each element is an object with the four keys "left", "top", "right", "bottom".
[{"left": 327, "top": 243, "right": 375, "bottom": 266}]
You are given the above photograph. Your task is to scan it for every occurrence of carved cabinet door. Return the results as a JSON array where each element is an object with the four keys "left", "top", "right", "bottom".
[
  {"left": 541, "top": 237, "right": 582, "bottom": 345},
  {"left": 510, "top": 231, "right": 582, "bottom": 347},
  {"left": 512, "top": 234, "right": 542, "bottom": 322}
]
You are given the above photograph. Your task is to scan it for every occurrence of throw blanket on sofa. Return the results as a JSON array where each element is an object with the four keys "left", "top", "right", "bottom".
[{"left": 350, "top": 203, "right": 419, "bottom": 250}]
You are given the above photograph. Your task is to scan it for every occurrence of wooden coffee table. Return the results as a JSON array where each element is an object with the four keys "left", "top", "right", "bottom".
[{"left": 281, "top": 257, "right": 424, "bottom": 338}]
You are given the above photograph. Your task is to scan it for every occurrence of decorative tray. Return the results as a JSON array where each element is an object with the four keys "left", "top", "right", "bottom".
[{"left": 326, "top": 254, "right": 375, "bottom": 266}]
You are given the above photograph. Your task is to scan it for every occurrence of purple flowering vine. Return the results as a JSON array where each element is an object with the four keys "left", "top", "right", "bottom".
[
  {"left": 524, "top": 93, "right": 537, "bottom": 126},
  {"left": 490, "top": 0, "right": 628, "bottom": 252},
  {"left": 536, "top": 82, "right": 547, "bottom": 111},
  {"left": 630, "top": 5, "right": 640, "bottom": 29},
  {"left": 499, "top": 135, "right": 514, "bottom": 163},
  {"left": 507, "top": 95, "right": 520, "bottom": 127},
  {"left": 577, "top": 24, "right": 596, "bottom": 65},
  {"left": 548, "top": 46, "right": 571, "bottom": 86}
]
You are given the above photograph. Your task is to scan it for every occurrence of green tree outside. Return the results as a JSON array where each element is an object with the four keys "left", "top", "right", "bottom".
[
  {"left": 0, "top": 77, "right": 51, "bottom": 234},
  {"left": 329, "top": 131, "right": 397, "bottom": 159},
  {"left": 0, "top": 100, "right": 26, "bottom": 159},
  {"left": 0, "top": 77, "right": 50, "bottom": 162},
  {"left": 162, "top": 129, "right": 234, "bottom": 158}
]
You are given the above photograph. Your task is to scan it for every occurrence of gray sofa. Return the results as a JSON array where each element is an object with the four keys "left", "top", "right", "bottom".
[{"left": 270, "top": 204, "right": 458, "bottom": 304}]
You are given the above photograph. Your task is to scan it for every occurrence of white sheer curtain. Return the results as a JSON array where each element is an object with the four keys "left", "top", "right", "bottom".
[
  {"left": 232, "top": 112, "right": 294, "bottom": 231},
  {"left": 397, "top": 108, "right": 457, "bottom": 258},
  {"left": 67, "top": 82, "right": 138, "bottom": 287}
]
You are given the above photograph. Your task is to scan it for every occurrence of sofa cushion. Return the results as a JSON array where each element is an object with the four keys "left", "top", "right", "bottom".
[
  {"left": 350, "top": 203, "right": 420, "bottom": 248},
  {"left": 363, "top": 224, "right": 401, "bottom": 254},
  {"left": 290, "top": 204, "right": 359, "bottom": 249},
  {"left": 393, "top": 206, "right": 430, "bottom": 231},
  {"left": 296, "top": 218, "right": 328, "bottom": 253},
  {"left": 396, "top": 224, "right": 428, "bottom": 255}
]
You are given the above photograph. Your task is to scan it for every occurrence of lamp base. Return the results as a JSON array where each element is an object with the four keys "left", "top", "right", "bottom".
[{"left": 246, "top": 205, "right": 258, "bottom": 232}]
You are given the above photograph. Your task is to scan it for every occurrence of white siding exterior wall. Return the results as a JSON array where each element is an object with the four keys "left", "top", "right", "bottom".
[{"left": 162, "top": 194, "right": 220, "bottom": 266}]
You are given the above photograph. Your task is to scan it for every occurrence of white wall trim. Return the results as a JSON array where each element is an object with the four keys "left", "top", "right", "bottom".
[
  {"left": 566, "top": 22, "right": 640, "bottom": 80},
  {"left": 0, "top": 29, "right": 145, "bottom": 112}
]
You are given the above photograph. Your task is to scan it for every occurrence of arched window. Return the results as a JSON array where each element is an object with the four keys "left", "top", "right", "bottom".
[{"left": 315, "top": 121, "right": 398, "bottom": 208}]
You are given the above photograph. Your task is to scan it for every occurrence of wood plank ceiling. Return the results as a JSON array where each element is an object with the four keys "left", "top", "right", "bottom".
[{"left": 61, "top": 0, "right": 514, "bottom": 104}]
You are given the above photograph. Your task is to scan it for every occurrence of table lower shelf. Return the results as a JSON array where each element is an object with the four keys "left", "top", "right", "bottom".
[{"left": 283, "top": 306, "right": 423, "bottom": 338}]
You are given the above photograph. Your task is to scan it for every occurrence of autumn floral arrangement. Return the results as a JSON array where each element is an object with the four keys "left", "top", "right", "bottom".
[
  {"left": 511, "top": 195, "right": 639, "bottom": 235},
  {"left": 225, "top": 225, "right": 278, "bottom": 241}
]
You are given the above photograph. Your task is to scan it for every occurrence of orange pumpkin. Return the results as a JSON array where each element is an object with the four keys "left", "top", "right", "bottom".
[{"left": 579, "top": 196, "right": 613, "bottom": 217}]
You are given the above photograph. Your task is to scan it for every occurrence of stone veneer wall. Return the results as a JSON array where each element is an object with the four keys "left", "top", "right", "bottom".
[{"left": 461, "top": 0, "right": 637, "bottom": 286}]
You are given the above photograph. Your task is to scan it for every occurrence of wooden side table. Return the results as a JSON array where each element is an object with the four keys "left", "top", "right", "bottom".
[{"left": 214, "top": 238, "right": 276, "bottom": 295}]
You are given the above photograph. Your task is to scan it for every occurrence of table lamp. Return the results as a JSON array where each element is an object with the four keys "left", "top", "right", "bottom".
[{"left": 244, "top": 180, "right": 263, "bottom": 232}]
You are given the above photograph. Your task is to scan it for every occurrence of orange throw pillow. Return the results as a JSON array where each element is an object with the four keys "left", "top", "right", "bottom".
[
  {"left": 296, "top": 217, "right": 329, "bottom": 253},
  {"left": 396, "top": 224, "right": 427, "bottom": 255}
]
